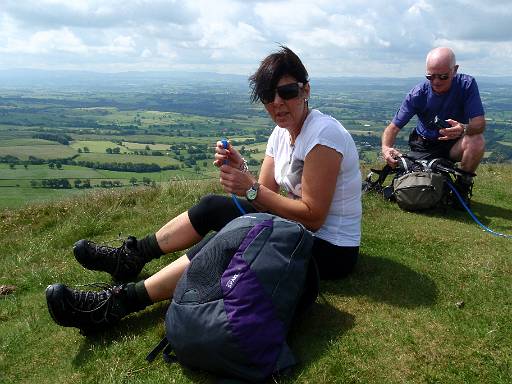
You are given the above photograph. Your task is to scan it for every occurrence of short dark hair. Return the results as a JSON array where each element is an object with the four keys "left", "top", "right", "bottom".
[{"left": 249, "top": 46, "right": 309, "bottom": 103}]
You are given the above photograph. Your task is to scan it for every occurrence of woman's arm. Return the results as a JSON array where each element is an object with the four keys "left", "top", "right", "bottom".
[
  {"left": 254, "top": 144, "right": 341, "bottom": 230},
  {"left": 257, "top": 155, "right": 279, "bottom": 193},
  {"left": 219, "top": 144, "right": 341, "bottom": 231}
]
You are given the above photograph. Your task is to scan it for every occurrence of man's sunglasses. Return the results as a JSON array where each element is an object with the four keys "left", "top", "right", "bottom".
[
  {"left": 425, "top": 73, "right": 450, "bottom": 81},
  {"left": 260, "top": 82, "right": 304, "bottom": 104}
]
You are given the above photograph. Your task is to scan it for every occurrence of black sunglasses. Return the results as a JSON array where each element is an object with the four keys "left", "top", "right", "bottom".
[
  {"left": 260, "top": 82, "right": 304, "bottom": 104},
  {"left": 425, "top": 73, "right": 450, "bottom": 81}
]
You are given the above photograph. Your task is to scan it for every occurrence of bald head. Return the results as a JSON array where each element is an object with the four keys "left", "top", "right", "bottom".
[
  {"left": 425, "top": 47, "right": 458, "bottom": 94},
  {"left": 426, "top": 47, "right": 456, "bottom": 68}
]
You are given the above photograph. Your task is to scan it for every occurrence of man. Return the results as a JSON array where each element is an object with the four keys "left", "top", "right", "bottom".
[{"left": 381, "top": 47, "right": 485, "bottom": 205}]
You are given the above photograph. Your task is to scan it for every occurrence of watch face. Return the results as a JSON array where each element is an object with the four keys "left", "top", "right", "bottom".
[{"left": 246, "top": 188, "right": 257, "bottom": 201}]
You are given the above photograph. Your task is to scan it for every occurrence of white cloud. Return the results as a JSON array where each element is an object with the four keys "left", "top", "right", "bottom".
[
  {"left": 99, "top": 35, "right": 137, "bottom": 54},
  {"left": 155, "top": 40, "right": 177, "bottom": 60},
  {"left": 0, "top": 27, "right": 87, "bottom": 54},
  {"left": 0, "top": 0, "right": 510, "bottom": 76}
]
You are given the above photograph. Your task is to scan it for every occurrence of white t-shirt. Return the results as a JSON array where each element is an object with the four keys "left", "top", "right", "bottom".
[{"left": 265, "top": 109, "right": 362, "bottom": 246}]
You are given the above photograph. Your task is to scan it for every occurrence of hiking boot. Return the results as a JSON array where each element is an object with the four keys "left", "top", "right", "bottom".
[
  {"left": 452, "top": 176, "right": 473, "bottom": 209},
  {"left": 73, "top": 236, "right": 147, "bottom": 282},
  {"left": 45, "top": 283, "right": 132, "bottom": 332}
]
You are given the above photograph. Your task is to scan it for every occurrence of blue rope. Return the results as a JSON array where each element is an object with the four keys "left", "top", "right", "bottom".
[
  {"left": 221, "top": 139, "right": 246, "bottom": 215},
  {"left": 231, "top": 193, "right": 247, "bottom": 215},
  {"left": 446, "top": 180, "right": 512, "bottom": 239}
]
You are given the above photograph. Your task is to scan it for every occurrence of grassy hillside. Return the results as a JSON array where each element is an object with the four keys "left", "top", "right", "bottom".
[{"left": 1, "top": 164, "right": 511, "bottom": 383}]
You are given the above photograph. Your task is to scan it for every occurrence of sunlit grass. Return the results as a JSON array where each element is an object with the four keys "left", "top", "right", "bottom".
[{"left": 0, "top": 165, "right": 511, "bottom": 383}]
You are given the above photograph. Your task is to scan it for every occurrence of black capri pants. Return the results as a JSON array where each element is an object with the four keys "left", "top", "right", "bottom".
[{"left": 188, "top": 194, "right": 359, "bottom": 280}]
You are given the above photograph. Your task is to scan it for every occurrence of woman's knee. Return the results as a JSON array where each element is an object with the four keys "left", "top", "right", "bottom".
[
  {"left": 194, "top": 194, "right": 225, "bottom": 213},
  {"left": 188, "top": 194, "right": 239, "bottom": 235}
]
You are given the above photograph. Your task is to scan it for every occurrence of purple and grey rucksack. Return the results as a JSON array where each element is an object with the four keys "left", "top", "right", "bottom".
[{"left": 147, "top": 213, "right": 317, "bottom": 382}]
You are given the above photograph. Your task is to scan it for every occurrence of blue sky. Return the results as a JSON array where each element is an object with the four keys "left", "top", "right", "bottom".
[{"left": 0, "top": 0, "right": 511, "bottom": 77}]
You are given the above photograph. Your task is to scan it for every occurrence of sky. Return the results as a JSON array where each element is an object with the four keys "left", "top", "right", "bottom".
[{"left": 1, "top": 0, "right": 511, "bottom": 77}]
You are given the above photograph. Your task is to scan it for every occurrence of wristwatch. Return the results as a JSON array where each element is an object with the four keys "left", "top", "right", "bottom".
[
  {"left": 462, "top": 123, "right": 469, "bottom": 136},
  {"left": 245, "top": 182, "right": 260, "bottom": 202}
]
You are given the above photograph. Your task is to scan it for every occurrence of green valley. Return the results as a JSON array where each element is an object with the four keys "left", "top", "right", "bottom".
[{"left": 0, "top": 72, "right": 511, "bottom": 209}]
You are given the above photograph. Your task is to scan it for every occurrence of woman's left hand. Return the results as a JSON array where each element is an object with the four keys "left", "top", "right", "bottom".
[{"left": 219, "top": 164, "right": 256, "bottom": 196}]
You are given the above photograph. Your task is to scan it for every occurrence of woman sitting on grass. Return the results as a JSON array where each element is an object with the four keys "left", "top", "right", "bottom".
[{"left": 46, "top": 46, "right": 362, "bottom": 333}]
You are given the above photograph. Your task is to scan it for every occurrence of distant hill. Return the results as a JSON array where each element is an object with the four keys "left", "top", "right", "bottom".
[
  {"left": 2, "top": 68, "right": 511, "bottom": 91},
  {"left": 0, "top": 69, "right": 249, "bottom": 91}
]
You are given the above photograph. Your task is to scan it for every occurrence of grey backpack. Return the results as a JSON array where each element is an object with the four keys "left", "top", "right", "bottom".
[
  {"left": 147, "top": 213, "right": 317, "bottom": 382},
  {"left": 393, "top": 171, "right": 445, "bottom": 211}
]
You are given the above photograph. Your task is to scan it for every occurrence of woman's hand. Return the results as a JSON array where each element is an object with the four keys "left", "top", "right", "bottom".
[
  {"left": 219, "top": 164, "right": 256, "bottom": 197},
  {"left": 213, "top": 140, "right": 244, "bottom": 169}
]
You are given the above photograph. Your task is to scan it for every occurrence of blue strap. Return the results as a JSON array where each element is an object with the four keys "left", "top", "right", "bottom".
[
  {"left": 221, "top": 138, "right": 246, "bottom": 215},
  {"left": 446, "top": 180, "right": 512, "bottom": 239}
]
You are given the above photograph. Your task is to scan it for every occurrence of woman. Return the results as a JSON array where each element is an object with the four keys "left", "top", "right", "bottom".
[{"left": 46, "top": 46, "right": 362, "bottom": 331}]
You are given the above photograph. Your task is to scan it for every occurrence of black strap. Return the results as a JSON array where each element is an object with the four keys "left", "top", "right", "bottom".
[
  {"left": 162, "top": 343, "right": 177, "bottom": 364},
  {"left": 146, "top": 337, "right": 169, "bottom": 362},
  {"left": 363, "top": 164, "right": 395, "bottom": 193}
]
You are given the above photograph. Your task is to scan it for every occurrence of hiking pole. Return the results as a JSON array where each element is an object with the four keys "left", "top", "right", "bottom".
[
  {"left": 221, "top": 139, "right": 247, "bottom": 215},
  {"left": 446, "top": 180, "right": 512, "bottom": 239}
]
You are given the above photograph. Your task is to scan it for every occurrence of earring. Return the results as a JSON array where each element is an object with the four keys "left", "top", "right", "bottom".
[{"left": 304, "top": 98, "right": 308, "bottom": 102}]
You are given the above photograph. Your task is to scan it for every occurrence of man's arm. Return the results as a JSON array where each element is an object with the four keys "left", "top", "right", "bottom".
[
  {"left": 465, "top": 115, "right": 486, "bottom": 136},
  {"left": 381, "top": 122, "right": 402, "bottom": 166}
]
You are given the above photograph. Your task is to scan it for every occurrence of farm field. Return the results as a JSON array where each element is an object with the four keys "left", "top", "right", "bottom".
[
  {"left": 0, "top": 140, "right": 76, "bottom": 160},
  {"left": 0, "top": 161, "right": 218, "bottom": 209},
  {"left": 0, "top": 163, "right": 216, "bottom": 181},
  {"left": 0, "top": 75, "right": 511, "bottom": 209},
  {"left": 76, "top": 153, "right": 179, "bottom": 166}
]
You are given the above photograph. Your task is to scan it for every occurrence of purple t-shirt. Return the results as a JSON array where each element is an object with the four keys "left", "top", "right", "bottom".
[{"left": 392, "top": 73, "right": 485, "bottom": 140}]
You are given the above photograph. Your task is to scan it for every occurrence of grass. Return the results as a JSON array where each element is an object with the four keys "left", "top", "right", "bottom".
[
  {"left": 0, "top": 164, "right": 511, "bottom": 383},
  {"left": 76, "top": 153, "right": 179, "bottom": 166},
  {"left": 122, "top": 142, "right": 171, "bottom": 151},
  {"left": 0, "top": 163, "right": 105, "bottom": 180},
  {"left": 0, "top": 142, "right": 76, "bottom": 160},
  {"left": 70, "top": 140, "right": 125, "bottom": 153},
  {"left": 0, "top": 138, "right": 61, "bottom": 147},
  {"left": 0, "top": 163, "right": 219, "bottom": 209},
  {"left": 0, "top": 185, "right": 87, "bottom": 209}
]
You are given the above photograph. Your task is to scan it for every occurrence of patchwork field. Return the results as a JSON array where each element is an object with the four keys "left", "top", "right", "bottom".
[
  {"left": 75, "top": 152, "right": 180, "bottom": 166},
  {"left": 0, "top": 141, "right": 76, "bottom": 160},
  {"left": 0, "top": 76, "right": 510, "bottom": 212}
]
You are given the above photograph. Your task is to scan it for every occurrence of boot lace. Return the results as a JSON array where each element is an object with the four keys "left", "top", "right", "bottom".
[
  {"left": 91, "top": 237, "right": 140, "bottom": 279},
  {"left": 70, "top": 283, "right": 125, "bottom": 325}
]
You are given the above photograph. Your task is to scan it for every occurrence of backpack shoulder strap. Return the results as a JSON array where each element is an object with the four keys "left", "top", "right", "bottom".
[
  {"left": 398, "top": 156, "right": 410, "bottom": 173},
  {"left": 363, "top": 164, "right": 395, "bottom": 193},
  {"left": 146, "top": 336, "right": 178, "bottom": 364},
  {"left": 146, "top": 336, "right": 170, "bottom": 363},
  {"left": 273, "top": 342, "right": 297, "bottom": 376}
]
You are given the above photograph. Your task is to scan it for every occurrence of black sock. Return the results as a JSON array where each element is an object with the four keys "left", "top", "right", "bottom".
[
  {"left": 137, "top": 234, "right": 164, "bottom": 261},
  {"left": 457, "top": 174, "right": 473, "bottom": 185},
  {"left": 125, "top": 280, "right": 153, "bottom": 312}
]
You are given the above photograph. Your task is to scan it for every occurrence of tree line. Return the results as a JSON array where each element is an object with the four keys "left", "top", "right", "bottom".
[
  {"left": 29, "top": 177, "right": 156, "bottom": 189},
  {"left": 32, "top": 133, "right": 72, "bottom": 145}
]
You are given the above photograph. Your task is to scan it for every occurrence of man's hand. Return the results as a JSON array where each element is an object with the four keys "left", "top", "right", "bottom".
[
  {"left": 381, "top": 122, "right": 402, "bottom": 167},
  {"left": 382, "top": 146, "right": 402, "bottom": 167},
  {"left": 438, "top": 119, "right": 465, "bottom": 141}
]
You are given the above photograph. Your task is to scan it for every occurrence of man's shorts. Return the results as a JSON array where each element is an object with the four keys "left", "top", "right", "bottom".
[{"left": 408, "top": 129, "right": 458, "bottom": 160}]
